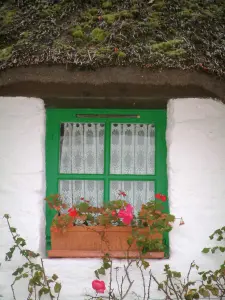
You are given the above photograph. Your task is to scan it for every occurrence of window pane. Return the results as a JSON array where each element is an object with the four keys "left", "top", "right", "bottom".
[
  {"left": 110, "top": 124, "right": 155, "bottom": 174},
  {"left": 60, "top": 123, "right": 105, "bottom": 174},
  {"left": 59, "top": 180, "right": 104, "bottom": 207},
  {"left": 110, "top": 181, "right": 155, "bottom": 212}
]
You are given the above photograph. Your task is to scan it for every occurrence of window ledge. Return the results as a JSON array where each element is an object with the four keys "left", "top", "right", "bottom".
[{"left": 48, "top": 250, "right": 164, "bottom": 259}]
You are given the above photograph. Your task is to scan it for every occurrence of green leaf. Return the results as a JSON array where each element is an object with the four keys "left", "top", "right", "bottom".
[
  {"left": 23, "top": 273, "right": 29, "bottom": 278},
  {"left": 12, "top": 267, "right": 23, "bottom": 276},
  {"left": 211, "top": 247, "right": 217, "bottom": 253},
  {"left": 78, "top": 202, "right": 89, "bottom": 212},
  {"left": 103, "top": 262, "right": 111, "bottom": 269},
  {"left": 193, "top": 293, "right": 199, "bottom": 299},
  {"left": 219, "top": 247, "right": 225, "bottom": 252},
  {"left": 39, "top": 287, "right": 49, "bottom": 297},
  {"left": 15, "top": 275, "right": 22, "bottom": 281},
  {"left": 3, "top": 214, "right": 10, "bottom": 219},
  {"left": 202, "top": 248, "right": 210, "bottom": 253},
  {"left": 127, "top": 236, "right": 134, "bottom": 246},
  {"left": 211, "top": 287, "right": 219, "bottom": 296},
  {"left": 52, "top": 274, "right": 58, "bottom": 281},
  {"left": 199, "top": 288, "right": 210, "bottom": 297},
  {"left": 158, "top": 283, "right": 163, "bottom": 290},
  {"left": 16, "top": 237, "right": 26, "bottom": 247},
  {"left": 217, "top": 235, "right": 223, "bottom": 241},
  {"left": 166, "top": 215, "right": 175, "bottom": 222},
  {"left": 172, "top": 271, "right": 181, "bottom": 278},
  {"left": 10, "top": 227, "right": 16, "bottom": 233},
  {"left": 54, "top": 282, "right": 62, "bottom": 293},
  {"left": 98, "top": 267, "right": 106, "bottom": 275},
  {"left": 95, "top": 270, "right": 99, "bottom": 279},
  {"left": 141, "top": 260, "right": 150, "bottom": 270},
  {"left": 5, "top": 251, "right": 12, "bottom": 260}
]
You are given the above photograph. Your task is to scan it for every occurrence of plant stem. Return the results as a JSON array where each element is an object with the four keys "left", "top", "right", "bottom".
[
  {"left": 6, "top": 218, "right": 33, "bottom": 264},
  {"left": 168, "top": 276, "right": 180, "bottom": 300},
  {"left": 138, "top": 263, "right": 146, "bottom": 300},
  {"left": 11, "top": 280, "right": 16, "bottom": 300},
  {"left": 121, "top": 264, "right": 134, "bottom": 300},
  {"left": 151, "top": 273, "right": 173, "bottom": 300},
  {"left": 147, "top": 271, "right": 152, "bottom": 300},
  {"left": 109, "top": 260, "right": 113, "bottom": 300},
  {"left": 115, "top": 268, "right": 122, "bottom": 299},
  {"left": 41, "top": 258, "right": 54, "bottom": 300}
]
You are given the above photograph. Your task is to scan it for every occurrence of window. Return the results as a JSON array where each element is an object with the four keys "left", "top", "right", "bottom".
[{"left": 46, "top": 109, "right": 168, "bottom": 253}]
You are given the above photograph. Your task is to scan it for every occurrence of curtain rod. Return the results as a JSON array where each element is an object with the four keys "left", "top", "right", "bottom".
[{"left": 76, "top": 114, "right": 140, "bottom": 118}]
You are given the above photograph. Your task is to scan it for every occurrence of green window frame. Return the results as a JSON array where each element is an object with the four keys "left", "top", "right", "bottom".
[{"left": 46, "top": 109, "right": 169, "bottom": 256}]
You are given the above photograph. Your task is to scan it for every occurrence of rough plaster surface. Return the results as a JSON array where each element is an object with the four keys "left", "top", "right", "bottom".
[
  {"left": 0, "top": 67, "right": 224, "bottom": 101},
  {"left": 1, "top": 97, "right": 225, "bottom": 300}
]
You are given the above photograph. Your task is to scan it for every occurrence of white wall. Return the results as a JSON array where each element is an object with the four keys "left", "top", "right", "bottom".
[{"left": 1, "top": 97, "right": 225, "bottom": 300}]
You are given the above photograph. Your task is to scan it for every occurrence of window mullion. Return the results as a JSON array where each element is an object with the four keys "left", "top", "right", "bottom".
[{"left": 104, "top": 121, "right": 111, "bottom": 204}]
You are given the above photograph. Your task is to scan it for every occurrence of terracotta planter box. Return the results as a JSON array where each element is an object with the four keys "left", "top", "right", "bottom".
[{"left": 48, "top": 226, "right": 164, "bottom": 259}]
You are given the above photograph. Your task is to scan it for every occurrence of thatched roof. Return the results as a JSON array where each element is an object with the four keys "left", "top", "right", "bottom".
[{"left": 0, "top": 0, "right": 225, "bottom": 78}]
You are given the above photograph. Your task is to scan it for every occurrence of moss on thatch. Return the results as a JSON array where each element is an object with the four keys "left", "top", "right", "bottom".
[{"left": 0, "top": 0, "right": 224, "bottom": 77}]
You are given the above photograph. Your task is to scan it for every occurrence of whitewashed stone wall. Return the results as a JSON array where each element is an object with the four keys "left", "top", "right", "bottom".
[{"left": 1, "top": 96, "right": 225, "bottom": 300}]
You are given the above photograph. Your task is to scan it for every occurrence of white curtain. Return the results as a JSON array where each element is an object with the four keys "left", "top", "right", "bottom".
[
  {"left": 60, "top": 122, "right": 105, "bottom": 174},
  {"left": 110, "top": 181, "right": 155, "bottom": 213},
  {"left": 59, "top": 122, "right": 104, "bottom": 207},
  {"left": 110, "top": 124, "right": 155, "bottom": 174},
  {"left": 59, "top": 180, "right": 104, "bottom": 208}
]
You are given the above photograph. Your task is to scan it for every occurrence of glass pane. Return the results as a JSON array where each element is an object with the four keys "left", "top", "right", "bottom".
[
  {"left": 110, "top": 124, "right": 155, "bottom": 175},
  {"left": 110, "top": 181, "right": 155, "bottom": 212},
  {"left": 60, "top": 123, "right": 105, "bottom": 174},
  {"left": 59, "top": 180, "right": 104, "bottom": 207}
]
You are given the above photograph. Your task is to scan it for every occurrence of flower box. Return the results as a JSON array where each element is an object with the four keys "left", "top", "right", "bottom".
[{"left": 48, "top": 226, "right": 164, "bottom": 259}]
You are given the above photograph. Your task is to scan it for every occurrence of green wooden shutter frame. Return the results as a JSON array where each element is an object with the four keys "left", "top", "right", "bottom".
[{"left": 45, "top": 109, "right": 169, "bottom": 257}]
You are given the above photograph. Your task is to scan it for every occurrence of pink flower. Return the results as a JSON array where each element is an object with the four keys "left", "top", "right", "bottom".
[
  {"left": 118, "top": 204, "right": 134, "bottom": 225},
  {"left": 92, "top": 280, "right": 106, "bottom": 293},
  {"left": 155, "top": 193, "right": 167, "bottom": 202},
  {"left": 118, "top": 190, "right": 127, "bottom": 197}
]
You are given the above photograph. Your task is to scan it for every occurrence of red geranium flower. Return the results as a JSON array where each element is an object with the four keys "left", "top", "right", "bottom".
[
  {"left": 68, "top": 208, "right": 78, "bottom": 217},
  {"left": 155, "top": 193, "right": 167, "bottom": 202},
  {"left": 111, "top": 211, "right": 117, "bottom": 216}
]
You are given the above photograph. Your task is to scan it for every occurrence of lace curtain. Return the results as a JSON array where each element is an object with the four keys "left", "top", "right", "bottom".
[
  {"left": 59, "top": 180, "right": 104, "bottom": 207},
  {"left": 110, "top": 181, "right": 155, "bottom": 213},
  {"left": 60, "top": 123, "right": 105, "bottom": 174},
  {"left": 110, "top": 124, "right": 155, "bottom": 174},
  {"left": 59, "top": 122, "right": 105, "bottom": 207}
]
